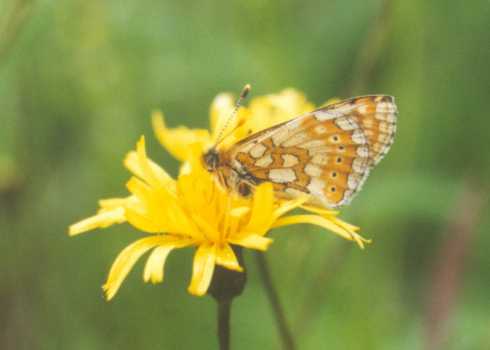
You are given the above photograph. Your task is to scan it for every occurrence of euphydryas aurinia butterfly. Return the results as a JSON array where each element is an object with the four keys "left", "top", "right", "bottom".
[{"left": 203, "top": 85, "right": 398, "bottom": 209}]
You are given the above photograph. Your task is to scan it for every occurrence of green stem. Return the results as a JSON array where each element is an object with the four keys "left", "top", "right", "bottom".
[{"left": 217, "top": 299, "right": 232, "bottom": 350}]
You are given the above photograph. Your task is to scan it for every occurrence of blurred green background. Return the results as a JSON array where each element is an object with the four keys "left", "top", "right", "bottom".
[{"left": 1, "top": 0, "right": 489, "bottom": 349}]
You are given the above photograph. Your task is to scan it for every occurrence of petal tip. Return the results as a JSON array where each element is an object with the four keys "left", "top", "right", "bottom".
[
  {"left": 187, "top": 286, "right": 206, "bottom": 297},
  {"left": 151, "top": 110, "right": 166, "bottom": 129},
  {"left": 102, "top": 284, "right": 115, "bottom": 301},
  {"left": 68, "top": 222, "right": 89, "bottom": 236},
  {"left": 68, "top": 225, "right": 78, "bottom": 236},
  {"left": 137, "top": 135, "right": 146, "bottom": 149}
]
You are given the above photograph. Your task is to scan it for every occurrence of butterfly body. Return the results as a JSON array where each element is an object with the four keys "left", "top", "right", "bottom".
[{"left": 203, "top": 95, "right": 398, "bottom": 209}]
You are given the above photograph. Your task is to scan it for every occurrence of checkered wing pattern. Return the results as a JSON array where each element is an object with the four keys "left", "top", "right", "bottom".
[{"left": 225, "top": 95, "right": 398, "bottom": 208}]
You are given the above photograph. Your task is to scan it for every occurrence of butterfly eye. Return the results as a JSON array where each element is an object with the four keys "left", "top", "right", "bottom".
[
  {"left": 203, "top": 149, "right": 220, "bottom": 170},
  {"left": 331, "top": 135, "right": 340, "bottom": 143}
]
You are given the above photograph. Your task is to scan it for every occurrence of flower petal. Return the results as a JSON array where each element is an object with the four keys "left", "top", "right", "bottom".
[
  {"left": 301, "top": 205, "right": 360, "bottom": 231},
  {"left": 245, "top": 183, "right": 275, "bottom": 234},
  {"left": 98, "top": 196, "right": 135, "bottom": 211},
  {"left": 124, "top": 206, "right": 162, "bottom": 233},
  {"left": 125, "top": 176, "right": 198, "bottom": 236},
  {"left": 135, "top": 136, "right": 162, "bottom": 189},
  {"left": 230, "top": 207, "right": 250, "bottom": 217},
  {"left": 176, "top": 165, "right": 221, "bottom": 241},
  {"left": 245, "top": 89, "right": 315, "bottom": 133},
  {"left": 301, "top": 204, "right": 360, "bottom": 232},
  {"left": 300, "top": 204, "right": 339, "bottom": 216},
  {"left": 272, "top": 215, "right": 370, "bottom": 249},
  {"left": 143, "top": 239, "right": 194, "bottom": 284},
  {"left": 215, "top": 244, "right": 243, "bottom": 272},
  {"left": 229, "top": 234, "right": 273, "bottom": 251},
  {"left": 268, "top": 89, "right": 314, "bottom": 116},
  {"left": 152, "top": 111, "right": 211, "bottom": 161},
  {"left": 188, "top": 243, "right": 216, "bottom": 296},
  {"left": 103, "top": 236, "right": 169, "bottom": 300},
  {"left": 328, "top": 216, "right": 361, "bottom": 233},
  {"left": 125, "top": 177, "right": 156, "bottom": 215},
  {"left": 124, "top": 151, "right": 175, "bottom": 191},
  {"left": 69, "top": 207, "right": 125, "bottom": 236},
  {"left": 143, "top": 246, "right": 173, "bottom": 283},
  {"left": 273, "top": 195, "right": 310, "bottom": 219}
]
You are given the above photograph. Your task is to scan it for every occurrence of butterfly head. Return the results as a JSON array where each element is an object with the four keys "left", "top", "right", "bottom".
[
  {"left": 203, "top": 147, "right": 254, "bottom": 197},
  {"left": 202, "top": 147, "right": 221, "bottom": 172}
]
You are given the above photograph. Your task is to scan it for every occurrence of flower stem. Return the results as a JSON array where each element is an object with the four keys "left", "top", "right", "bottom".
[
  {"left": 208, "top": 246, "right": 246, "bottom": 350},
  {"left": 255, "top": 252, "right": 296, "bottom": 350},
  {"left": 217, "top": 299, "right": 232, "bottom": 350}
]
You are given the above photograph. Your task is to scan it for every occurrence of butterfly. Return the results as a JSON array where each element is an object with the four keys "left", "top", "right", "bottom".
[{"left": 203, "top": 89, "right": 398, "bottom": 209}]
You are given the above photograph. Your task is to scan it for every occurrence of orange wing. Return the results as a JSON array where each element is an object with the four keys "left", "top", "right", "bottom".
[{"left": 227, "top": 95, "right": 398, "bottom": 208}]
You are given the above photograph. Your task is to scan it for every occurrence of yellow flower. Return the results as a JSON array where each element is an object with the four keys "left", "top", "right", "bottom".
[{"left": 69, "top": 88, "right": 369, "bottom": 300}]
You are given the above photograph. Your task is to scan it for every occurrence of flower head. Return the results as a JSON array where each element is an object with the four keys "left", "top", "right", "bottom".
[{"left": 69, "top": 89, "right": 369, "bottom": 300}]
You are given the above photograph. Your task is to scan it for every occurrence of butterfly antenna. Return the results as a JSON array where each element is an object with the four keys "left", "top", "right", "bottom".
[{"left": 215, "top": 84, "right": 251, "bottom": 145}]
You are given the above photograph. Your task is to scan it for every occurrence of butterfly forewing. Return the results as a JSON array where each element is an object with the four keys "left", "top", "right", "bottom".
[{"left": 222, "top": 95, "right": 398, "bottom": 209}]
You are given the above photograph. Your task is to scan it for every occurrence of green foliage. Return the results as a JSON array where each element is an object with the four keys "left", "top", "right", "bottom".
[{"left": 1, "top": 0, "right": 489, "bottom": 349}]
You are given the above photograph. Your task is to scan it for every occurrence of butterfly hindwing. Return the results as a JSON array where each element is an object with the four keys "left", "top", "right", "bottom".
[{"left": 223, "top": 95, "right": 398, "bottom": 209}]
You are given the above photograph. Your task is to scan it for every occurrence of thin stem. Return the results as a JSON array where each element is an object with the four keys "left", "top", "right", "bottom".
[
  {"left": 217, "top": 300, "right": 232, "bottom": 350},
  {"left": 255, "top": 252, "right": 296, "bottom": 350}
]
